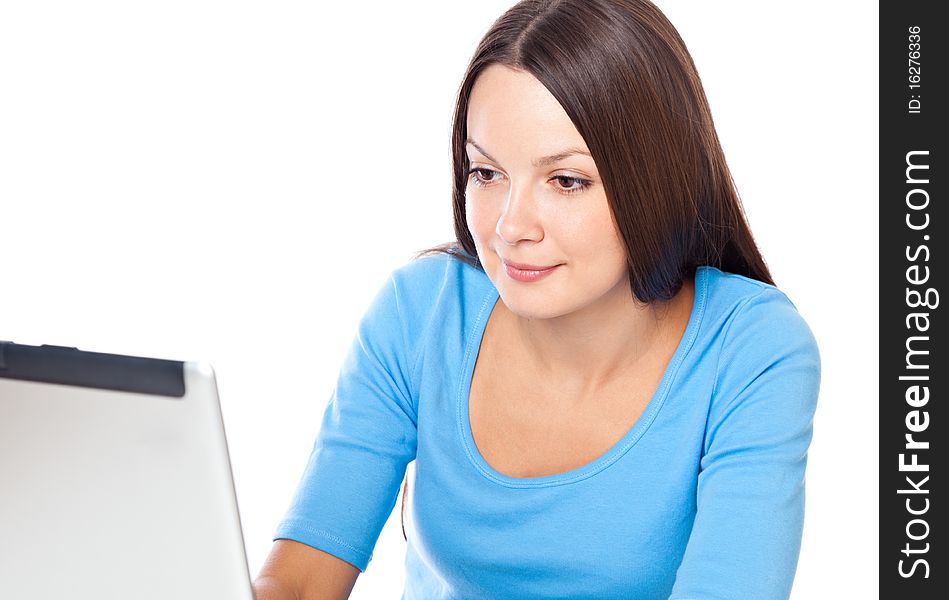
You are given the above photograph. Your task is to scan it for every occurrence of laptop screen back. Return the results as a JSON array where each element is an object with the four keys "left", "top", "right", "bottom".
[{"left": 0, "top": 342, "right": 254, "bottom": 600}]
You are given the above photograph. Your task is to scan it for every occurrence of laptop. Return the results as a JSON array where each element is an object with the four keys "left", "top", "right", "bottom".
[{"left": 0, "top": 341, "right": 255, "bottom": 599}]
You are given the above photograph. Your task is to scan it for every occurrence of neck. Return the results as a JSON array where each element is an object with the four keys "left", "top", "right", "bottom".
[{"left": 502, "top": 275, "right": 695, "bottom": 398}]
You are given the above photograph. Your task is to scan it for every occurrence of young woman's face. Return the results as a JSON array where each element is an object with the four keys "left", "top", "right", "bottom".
[{"left": 465, "top": 64, "right": 630, "bottom": 320}]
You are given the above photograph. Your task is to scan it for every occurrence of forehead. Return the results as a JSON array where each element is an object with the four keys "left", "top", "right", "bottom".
[{"left": 466, "top": 64, "right": 587, "bottom": 152}]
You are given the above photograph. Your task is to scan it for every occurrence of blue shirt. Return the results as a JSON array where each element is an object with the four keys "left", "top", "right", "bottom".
[{"left": 274, "top": 253, "right": 821, "bottom": 599}]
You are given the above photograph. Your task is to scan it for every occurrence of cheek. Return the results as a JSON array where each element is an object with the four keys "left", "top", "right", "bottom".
[
  {"left": 465, "top": 196, "right": 496, "bottom": 241},
  {"left": 589, "top": 197, "right": 624, "bottom": 248},
  {"left": 556, "top": 207, "right": 618, "bottom": 251},
  {"left": 565, "top": 207, "right": 627, "bottom": 271}
]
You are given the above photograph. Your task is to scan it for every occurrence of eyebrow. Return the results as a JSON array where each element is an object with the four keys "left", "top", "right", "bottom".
[{"left": 465, "top": 138, "right": 592, "bottom": 168}]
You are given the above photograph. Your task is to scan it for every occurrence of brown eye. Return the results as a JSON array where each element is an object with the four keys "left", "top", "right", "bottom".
[
  {"left": 468, "top": 168, "right": 500, "bottom": 187},
  {"left": 552, "top": 175, "right": 592, "bottom": 195}
]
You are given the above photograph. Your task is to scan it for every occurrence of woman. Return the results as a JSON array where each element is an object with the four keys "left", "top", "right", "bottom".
[{"left": 254, "top": 0, "right": 821, "bottom": 598}]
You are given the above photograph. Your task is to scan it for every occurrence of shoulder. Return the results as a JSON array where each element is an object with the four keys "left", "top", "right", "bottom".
[
  {"left": 386, "top": 252, "right": 493, "bottom": 317},
  {"left": 390, "top": 251, "right": 490, "bottom": 296},
  {"left": 701, "top": 266, "right": 817, "bottom": 348},
  {"left": 697, "top": 268, "right": 822, "bottom": 459},
  {"left": 369, "top": 251, "right": 494, "bottom": 363},
  {"left": 350, "top": 253, "right": 492, "bottom": 405},
  {"left": 699, "top": 266, "right": 821, "bottom": 404}
]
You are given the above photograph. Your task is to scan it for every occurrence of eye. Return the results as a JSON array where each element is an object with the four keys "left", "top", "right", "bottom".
[
  {"left": 467, "top": 167, "right": 500, "bottom": 188},
  {"left": 465, "top": 167, "right": 593, "bottom": 196},
  {"left": 552, "top": 175, "right": 592, "bottom": 195}
]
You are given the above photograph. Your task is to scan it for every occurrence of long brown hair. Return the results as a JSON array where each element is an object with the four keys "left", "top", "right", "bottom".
[{"left": 401, "top": 0, "right": 773, "bottom": 540}]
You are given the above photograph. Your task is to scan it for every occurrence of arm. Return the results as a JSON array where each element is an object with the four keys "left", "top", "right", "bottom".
[
  {"left": 253, "top": 539, "right": 360, "bottom": 600},
  {"left": 269, "top": 267, "right": 423, "bottom": 584},
  {"left": 668, "top": 288, "right": 821, "bottom": 600}
]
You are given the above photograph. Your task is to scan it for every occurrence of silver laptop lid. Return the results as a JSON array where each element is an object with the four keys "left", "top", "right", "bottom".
[{"left": 0, "top": 342, "right": 254, "bottom": 600}]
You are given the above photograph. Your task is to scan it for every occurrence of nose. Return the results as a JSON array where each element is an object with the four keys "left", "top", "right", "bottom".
[{"left": 495, "top": 181, "right": 543, "bottom": 245}]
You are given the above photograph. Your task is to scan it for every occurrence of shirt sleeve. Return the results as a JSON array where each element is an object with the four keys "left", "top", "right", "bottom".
[
  {"left": 668, "top": 287, "right": 821, "bottom": 600},
  {"left": 273, "top": 271, "right": 420, "bottom": 572}
]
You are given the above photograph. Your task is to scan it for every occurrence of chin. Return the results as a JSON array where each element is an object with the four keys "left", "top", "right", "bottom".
[
  {"left": 503, "top": 303, "right": 552, "bottom": 322},
  {"left": 497, "top": 288, "right": 568, "bottom": 321}
]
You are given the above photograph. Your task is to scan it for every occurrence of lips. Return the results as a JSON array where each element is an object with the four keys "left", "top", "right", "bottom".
[
  {"left": 500, "top": 258, "right": 562, "bottom": 283},
  {"left": 501, "top": 259, "right": 559, "bottom": 271}
]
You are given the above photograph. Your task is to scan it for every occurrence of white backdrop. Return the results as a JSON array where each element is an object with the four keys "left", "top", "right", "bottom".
[{"left": 0, "top": 1, "right": 877, "bottom": 598}]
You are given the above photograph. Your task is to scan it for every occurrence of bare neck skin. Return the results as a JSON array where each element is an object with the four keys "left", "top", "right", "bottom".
[{"left": 497, "top": 273, "right": 696, "bottom": 402}]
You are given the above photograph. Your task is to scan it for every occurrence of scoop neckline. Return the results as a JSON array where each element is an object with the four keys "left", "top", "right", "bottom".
[{"left": 456, "top": 266, "right": 711, "bottom": 488}]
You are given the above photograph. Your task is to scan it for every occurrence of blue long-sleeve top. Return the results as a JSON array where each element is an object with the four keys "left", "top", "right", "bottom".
[{"left": 274, "top": 253, "right": 821, "bottom": 599}]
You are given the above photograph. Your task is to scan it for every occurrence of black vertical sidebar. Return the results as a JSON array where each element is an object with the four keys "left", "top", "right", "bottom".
[{"left": 880, "top": 1, "right": 946, "bottom": 597}]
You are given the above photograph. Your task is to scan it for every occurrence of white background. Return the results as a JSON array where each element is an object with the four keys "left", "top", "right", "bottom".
[{"left": 0, "top": 1, "right": 878, "bottom": 598}]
